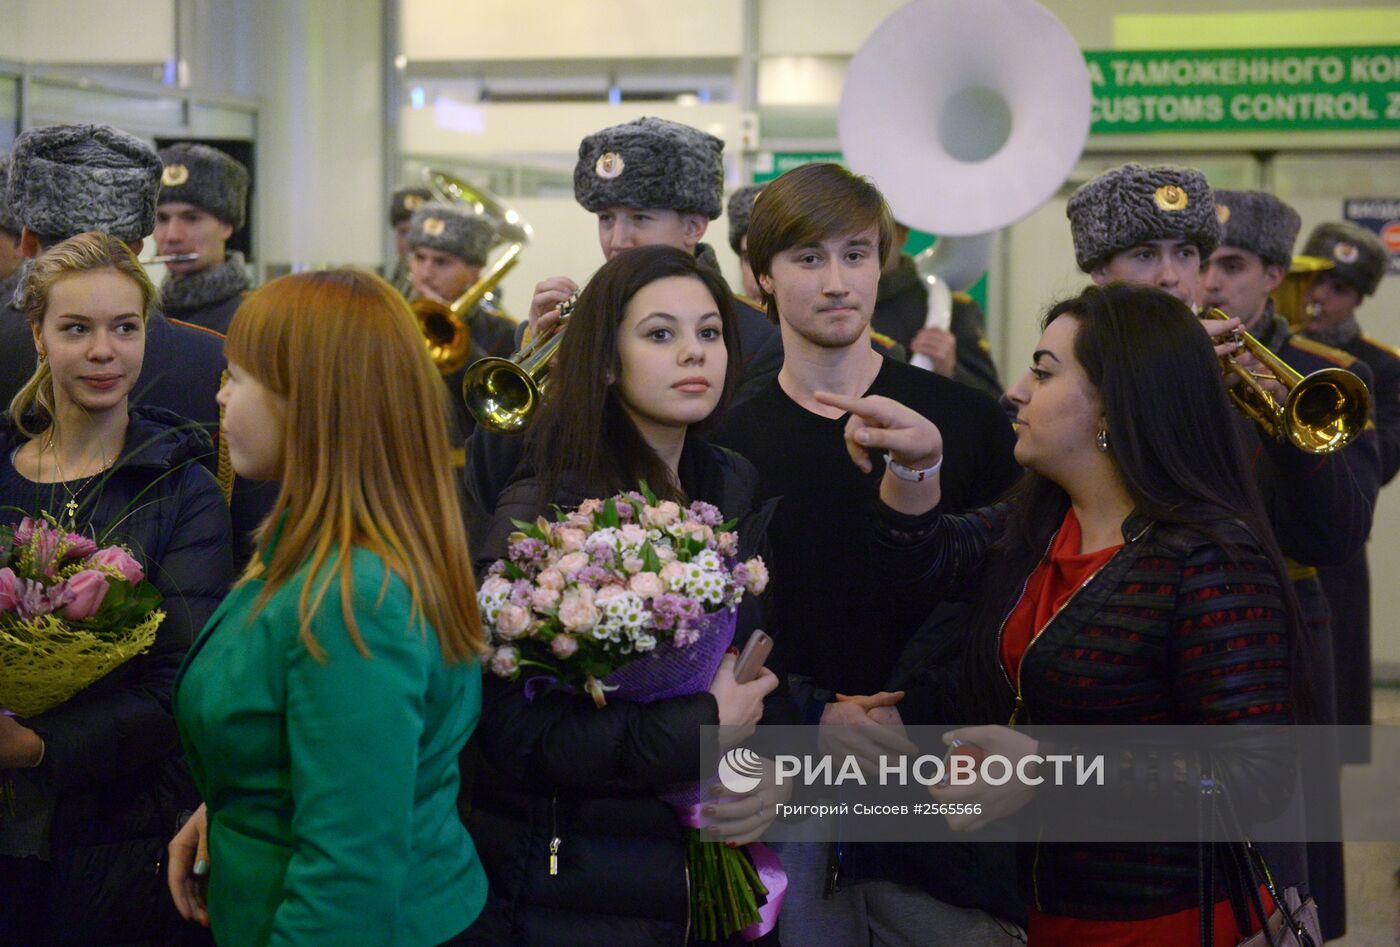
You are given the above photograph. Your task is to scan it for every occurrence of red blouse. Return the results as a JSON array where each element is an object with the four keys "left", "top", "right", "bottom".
[{"left": 999, "top": 507, "right": 1120, "bottom": 691}]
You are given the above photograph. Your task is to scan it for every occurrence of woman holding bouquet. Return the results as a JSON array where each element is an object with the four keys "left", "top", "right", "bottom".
[
  {"left": 827, "top": 283, "right": 1306, "bottom": 945},
  {"left": 0, "top": 231, "right": 233, "bottom": 945},
  {"left": 470, "top": 244, "right": 788, "bottom": 945},
  {"left": 168, "top": 269, "right": 499, "bottom": 946}
]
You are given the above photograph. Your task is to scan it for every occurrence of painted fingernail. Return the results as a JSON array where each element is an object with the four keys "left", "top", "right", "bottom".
[
  {"left": 194, "top": 859, "right": 209, "bottom": 876},
  {"left": 726, "top": 841, "right": 738, "bottom": 848},
  {"left": 726, "top": 646, "right": 740, "bottom": 656}
]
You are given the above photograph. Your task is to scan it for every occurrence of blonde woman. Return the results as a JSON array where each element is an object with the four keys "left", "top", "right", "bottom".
[
  {"left": 168, "top": 270, "right": 497, "bottom": 946},
  {"left": 0, "top": 231, "right": 232, "bottom": 945}
]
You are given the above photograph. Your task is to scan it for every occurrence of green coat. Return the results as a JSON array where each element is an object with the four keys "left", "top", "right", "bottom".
[{"left": 174, "top": 548, "right": 487, "bottom": 946}]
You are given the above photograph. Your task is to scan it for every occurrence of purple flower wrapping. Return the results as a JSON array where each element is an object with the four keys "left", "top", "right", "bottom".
[{"left": 602, "top": 607, "right": 737, "bottom": 703}]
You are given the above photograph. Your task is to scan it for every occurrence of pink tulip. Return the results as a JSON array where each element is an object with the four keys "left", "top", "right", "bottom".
[
  {"left": 88, "top": 546, "right": 145, "bottom": 584},
  {"left": 58, "top": 569, "right": 112, "bottom": 620},
  {"left": 0, "top": 568, "right": 20, "bottom": 613}
]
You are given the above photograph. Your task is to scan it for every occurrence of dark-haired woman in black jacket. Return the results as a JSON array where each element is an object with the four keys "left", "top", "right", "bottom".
[
  {"left": 468, "top": 245, "right": 793, "bottom": 945},
  {"left": 832, "top": 284, "right": 1305, "bottom": 945}
]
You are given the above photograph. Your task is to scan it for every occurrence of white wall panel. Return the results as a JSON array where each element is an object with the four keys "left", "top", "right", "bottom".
[
  {"left": 758, "top": 0, "right": 904, "bottom": 56},
  {"left": 401, "top": 101, "right": 745, "bottom": 156},
  {"left": 9, "top": 0, "right": 174, "bottom": 63},
  {"left": 0, "top": 1, "right": 21, "bottom": 59},
  {"left": 403, "top": 0, "right": 743, "bottom": 61},
  {"left": 249, "top": 0, "right": 383, "bottom": 266}
]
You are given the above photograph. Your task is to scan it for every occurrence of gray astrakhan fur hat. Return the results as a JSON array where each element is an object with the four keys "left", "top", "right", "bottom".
[
  {"left": 406, "top": 201, "right": 495, "bottom": 266},
  {"left": 1303, "top": 221, "right": 1388, "bottom": 296},
  {"left": 10, "top": 123, "right": 163, "bottom": 243},
  {"left": 726, "top": 184, "right": 763, "bottom": 255},
  {"left": 158, "top": 143, "right": 251, "bottom": 230},
  {"left": 390, "top": 186, "right": 432, "bottom": 226},
  {"left": 1211, "top": 189, "right": 1301, "bottom": 269},
  {"left": 574, "top": 117, "right": 724, "bottom": 220},
  {"left": 0, "top": 154, "right": 19, "bottom": 235},
  {"left": 1066, "top": 163, "right": 1220, "bottom": 272}
]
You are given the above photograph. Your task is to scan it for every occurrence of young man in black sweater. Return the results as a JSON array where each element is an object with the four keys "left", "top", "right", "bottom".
[{"left": 713, "top": 162, "right": 1021, "bottom": 944}]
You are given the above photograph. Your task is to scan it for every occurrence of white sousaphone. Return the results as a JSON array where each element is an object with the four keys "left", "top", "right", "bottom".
[{"left": 837, "top": 0, "right": 1092, "bottom": 370}]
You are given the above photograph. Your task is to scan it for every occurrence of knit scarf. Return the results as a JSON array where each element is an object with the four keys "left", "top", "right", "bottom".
[{"left": 159, "top": 251, "right": 250, "bottom": 312}]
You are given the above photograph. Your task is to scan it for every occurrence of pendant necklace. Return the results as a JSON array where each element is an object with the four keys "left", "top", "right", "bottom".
[{"left": 47, "top": 435, "right": 112, "bottom": 527}]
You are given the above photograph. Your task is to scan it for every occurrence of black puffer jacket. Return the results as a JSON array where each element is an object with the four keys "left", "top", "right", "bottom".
[
  {"left": 0, "top": 405, "right": 233, "bottom": 945},
  {"left": 467, "top": 438, "right": 791, "bottom": 946}
]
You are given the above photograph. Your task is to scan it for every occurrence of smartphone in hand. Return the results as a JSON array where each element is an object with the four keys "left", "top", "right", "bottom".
[{"left": 733, "top": 630, "right": 773, "bottom": 684}]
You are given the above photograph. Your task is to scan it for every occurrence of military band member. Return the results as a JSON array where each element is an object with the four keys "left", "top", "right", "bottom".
[
  {"left": 873, "top": 221, "right": 1003, "bottom": 400},
  {"left": 534, "top": 116, "right": 785, "bottom": 395},
  {"left": 726, "top": 182, "right": 764, "bottom": 301},
  {"left": 1070, "top": 166, "right": 1382, "bottom": 941},
  {"left": 404, "top": 201, "right": 516, "bottom": 442},
  {"left": 1302, "top": 221, "right": 1400, "bottom": 483},
  {"left": 388, "top": 185, "right": 431, "bottom": 294},
  {"left": 154, "top": 143, "right": 252, "bottom": 334},
  {"left": 1299, "top": 221, "right": 1400, "bottom": 744},
  {"left": 0, "top": 155, "right": 22, "bottom": 304},
  {"left": 406, "top": 200, "right": 516, "bottom": 359},
  {"left": 465, "top": 117, "right": 787, "bottom": 535},
  {"left": 1067, "top": 165, "right": 1379, "bottom": 574}
]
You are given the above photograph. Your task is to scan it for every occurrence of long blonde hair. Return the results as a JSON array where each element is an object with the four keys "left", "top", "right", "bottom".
[
  {"left": 10, "top": 231, "right": 157, "bottom": 437},
  {"left": 226, "top": 268, "right": 484, "bottom": 662}
]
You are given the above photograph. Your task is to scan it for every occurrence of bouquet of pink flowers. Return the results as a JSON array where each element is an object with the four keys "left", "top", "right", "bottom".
[
  {"left": 479, "top": 486, "right": 768, "bottom": 707},
  {"left": 0, "top": 515, "right": 164, "bottom": 717},
  {"left": 479, "top": 485, "right": 781, "bottom": 941}
]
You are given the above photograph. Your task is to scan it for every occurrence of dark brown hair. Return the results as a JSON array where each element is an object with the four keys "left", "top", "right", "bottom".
[
  {"left": 525, "top": 244, "right": 742, "bottom": 503},
  {"left": 745, "top": 162, "right": 894, "bottom": 320},
  {"left": 960, "top": 282, "right": 1309, "bottom": 723}
]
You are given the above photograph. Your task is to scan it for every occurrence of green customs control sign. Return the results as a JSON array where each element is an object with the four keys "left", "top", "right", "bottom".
[{"left": 1086, "top": 47, "right": 1400, "bottom": 133}]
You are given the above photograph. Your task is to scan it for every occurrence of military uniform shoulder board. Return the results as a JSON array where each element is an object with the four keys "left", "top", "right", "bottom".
[
  {"left": 952, "top": 291, "right": 975, "bottom": 305},
  {"left": 1361, "top": 334, "right": 1400, "bottom": 361},
  {"left": 733, "top": 292, "right": 767, "bottom": 313},
  {"left": 1289, "top": 335, "right": 1359, "bottom": 369},
  {"left": 869, "top": 329, "right": 899, "bottom": 350}
]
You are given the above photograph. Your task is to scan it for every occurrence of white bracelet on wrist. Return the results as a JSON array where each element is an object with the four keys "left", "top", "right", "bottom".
[{"left": 885, "top": 453, "right": 942, "bottom": 482}]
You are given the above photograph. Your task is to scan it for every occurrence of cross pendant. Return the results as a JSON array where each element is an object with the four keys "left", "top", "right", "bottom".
[{"left": 65, "top": 499, "right": 78, "bottom": 524}]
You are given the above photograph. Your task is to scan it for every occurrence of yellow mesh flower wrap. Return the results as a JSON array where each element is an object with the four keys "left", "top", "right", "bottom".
[{"left": 0, "top": 610, "right": 163, "bottom": 717}]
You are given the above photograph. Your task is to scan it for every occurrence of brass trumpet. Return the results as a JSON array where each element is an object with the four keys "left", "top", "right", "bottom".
[
  {"left": 1203, "top": 307, "right": 1370, "bottom": 454},
  {"left": 1269, "top": 255, "right": 1334, "bottom": 331},
  {"left": 411, "top": 169, "right": 532, "bottom": 374},
  {"left": 462, "top": 293, "right": 576, "bottom": 434},
  {"left": 410, "top": 244, "right": 521, "bottom": 374}
]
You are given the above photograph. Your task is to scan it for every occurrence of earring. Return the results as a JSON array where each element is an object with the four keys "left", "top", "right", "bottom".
[{"left": 1096, "top": 429, "right": 1110, "bottom": 453}]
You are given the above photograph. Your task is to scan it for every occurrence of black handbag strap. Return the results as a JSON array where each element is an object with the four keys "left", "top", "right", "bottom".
[{"left": 1199, "top": 767, "right": 1279, "bottom": 947}]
